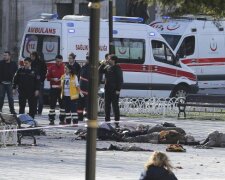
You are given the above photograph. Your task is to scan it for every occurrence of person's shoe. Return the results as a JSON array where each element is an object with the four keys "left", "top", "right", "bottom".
[
  {"left": 10, "top": 111, "right": 17, "bottom": 115},
  {"left": 72, "top": 120, "right": 78, "bottom": 127},
  {"left": 49, "top": 120, "right": 55, "bottom": 125}
]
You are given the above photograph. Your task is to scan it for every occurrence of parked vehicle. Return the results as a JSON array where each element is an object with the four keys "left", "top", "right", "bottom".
[
  {"left": 150, "top": 15, "right": 225, "bottom": 91},
  {"left": 19, "top": 14, "right": 198, "bottom": 98}
]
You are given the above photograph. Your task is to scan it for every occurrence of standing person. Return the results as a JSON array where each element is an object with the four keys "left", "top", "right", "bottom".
[
  {"left": 61, "top": 64, "right": 80, "bottom": 125},
  {"left": 30, "top": 51, "right": 47, "bottom": 115},
  {"left": 139, "top": 151, "right": 178, "bottom": 180},
  {"left": 77, "top": 55, "right": 89, "bottom": 121},
  {"left": 98, "top": 54, "right": 123, "bottom": 128},
  {"left": 47, "top": 55, "right": 65, "bottom": 125},
  {"left": 12, "top": 57, "right": 40, "bottom": 119},
  {"left": 68, "top": 53, "right": 81, "bottom": 79},
  {"left": 99, "top": 53, "right": 109, "bottom": 85},
  {"left": 0, "top": 51, "right": 17, "bottom": 114}
]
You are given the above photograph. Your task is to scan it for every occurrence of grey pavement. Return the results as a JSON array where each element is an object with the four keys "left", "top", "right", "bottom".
[{"left": 1, "top": 103, "right": 225, "bottom": 179}]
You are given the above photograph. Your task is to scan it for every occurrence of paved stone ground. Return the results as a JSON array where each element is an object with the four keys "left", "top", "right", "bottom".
[{"left": 1, "top": 103, "right": 225, "bottom": 180}]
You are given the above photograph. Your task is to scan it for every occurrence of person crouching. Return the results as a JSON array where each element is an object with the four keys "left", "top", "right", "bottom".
[{"left": 61, "top": 64, "right": 80, "bottom": 125}]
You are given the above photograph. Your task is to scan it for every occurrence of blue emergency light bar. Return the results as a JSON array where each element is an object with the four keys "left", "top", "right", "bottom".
[
  {"left": 113, "top": 16, "right": 143, "bottom": 23},
  {"left": 162, "top": 16, "right": 171, "bottom": 20},
  {"left": 40, "top": 13, "right": 58, "bottom": 20}
]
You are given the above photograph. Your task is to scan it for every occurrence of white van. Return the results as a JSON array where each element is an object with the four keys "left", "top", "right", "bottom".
[
  {"left": 19, "top": 14, "right": 198, "bottom": 98},
  {"left": 150, "top": 15, "right": 225, "bottom": 91}
]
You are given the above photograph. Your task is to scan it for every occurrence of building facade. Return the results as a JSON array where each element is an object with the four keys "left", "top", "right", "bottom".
[{"left": 0, "top": 0, "right": 157, "bottom": 60}]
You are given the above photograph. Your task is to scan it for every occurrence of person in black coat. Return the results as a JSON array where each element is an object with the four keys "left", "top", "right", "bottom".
[
  {"left": 30, "top": 51, "right": 47, "bottom": 115},
  {"left": 0, "top": 51, "right": 17, "bottom": 114},
  {"left": 68, "top": 52, "right": 81, "bottom": 79},
  {"left": 12, "top": 57, "right": 40, "bottom": 119},
  {"left": 139, "top": 151, "right": 178, "bottom": 180},
  {"left": 77, "top": 55, "right": 89, "bottom": 121},
  {"left": 98, "top": 54, "right": 123, "bottom": 128}
]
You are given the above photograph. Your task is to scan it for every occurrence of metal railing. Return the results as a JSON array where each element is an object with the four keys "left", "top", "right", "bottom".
[{"left": 98, "top": 97, "right": 180, "bottom": 116}]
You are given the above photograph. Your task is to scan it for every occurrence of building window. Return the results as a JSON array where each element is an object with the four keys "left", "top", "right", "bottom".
[
  {"left": 79, "top": 3, "right": 89, "bottom": 16},
  {"left": 57, "top": 3, "right": 73, "bottom": 19}
]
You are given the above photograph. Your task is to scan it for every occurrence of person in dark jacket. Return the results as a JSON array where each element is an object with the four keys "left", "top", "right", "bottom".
[
  {"left": 77, "top": 55, "right": 89, "bottom": 121},
  {"left": 68, "top": 52, "right": 81, "bottom": 79},
  {"left": 98, "top": 54, "right": 123, "bottom": 128},
  {"left": 30, "top": 51, "right": 47, "bottom": 115},
  {"left": 139, "top": 151, "right": 178, "bottom": 180},
  {"left": 0, "top": 51, "right": 17, "bottom": 114},
  {"left": 12, "top": 57, "right": 40, "bottom": 119}
]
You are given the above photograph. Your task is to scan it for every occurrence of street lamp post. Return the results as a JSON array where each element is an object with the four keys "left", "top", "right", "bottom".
[
  {"left": 109, "top": 0, "right": 113, "bottom": 54},
  {"left": 85, "top": 0, "right": 101, "bottom": 180}
]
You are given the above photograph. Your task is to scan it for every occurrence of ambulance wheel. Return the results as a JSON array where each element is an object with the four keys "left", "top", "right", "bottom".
[{"left": 171, "top": 85, "right": 188, "bottom": 98}]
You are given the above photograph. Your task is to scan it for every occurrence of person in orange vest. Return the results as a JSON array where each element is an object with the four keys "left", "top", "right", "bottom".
[
  {"left": 47, "top": 55, "right": 65, "bottom": 125},
  {"left": 61, "top": 64, "right": 80, "bottom": 125}
]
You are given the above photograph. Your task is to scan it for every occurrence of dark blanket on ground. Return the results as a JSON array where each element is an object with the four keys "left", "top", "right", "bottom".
[
  {"left": 74, "top": 122, "right": 199, "bottom": 145},
  {"left": 96, "top": 144, "right": 153, "bottom": 152}
]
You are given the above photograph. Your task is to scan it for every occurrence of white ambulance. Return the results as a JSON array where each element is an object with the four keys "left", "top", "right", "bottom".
[
  {"left": 150, "top": 15, "right": 225, "bottom": 91},
  {"left": 19, "top": 14, "right": 198, "bottom": 98}
]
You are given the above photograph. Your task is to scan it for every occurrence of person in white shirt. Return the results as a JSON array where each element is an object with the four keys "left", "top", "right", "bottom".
[{"left": 61, "top": 64, "right": 80, "bottom": 125}]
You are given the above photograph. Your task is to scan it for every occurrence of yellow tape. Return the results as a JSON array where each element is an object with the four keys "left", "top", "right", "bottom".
[
  {"left": 88, "top": 2, "right": 101, "bottom": 9},
  {"left": 86, "top": 120, "right": 98, "bottom": 128}
]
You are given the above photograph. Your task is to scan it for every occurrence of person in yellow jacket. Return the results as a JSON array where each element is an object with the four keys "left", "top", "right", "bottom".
[{"left": 61, "top": 64, "right": 81, "bottom": 125}]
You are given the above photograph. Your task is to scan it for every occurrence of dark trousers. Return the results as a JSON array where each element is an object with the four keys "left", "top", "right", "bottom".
[
  {"left": 104, "top": 89, "right": 120, "bottom": 122},
  {"left": 63, "top": 96, "right": 78, "bottom": 124},
  {"left": 48, "top": 88, "right": 65, "bottom": 122},
  {"left": 77, "top": 95, "right": 88, "bottom": 121},
  {"left": 0, "top": 83, "right": 15, "bottom": 114},
  {"left": 18, "top": 95, "right": 36, "bottom": 119},
  {"left": 36, "top": 82, "right": 44, "bottom": 114}
]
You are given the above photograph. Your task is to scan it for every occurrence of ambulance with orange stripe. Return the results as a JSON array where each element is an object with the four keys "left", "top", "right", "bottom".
[
  {"left": 19, "top": 14, "right": 198, "bottom": 98},
  {"left": 150, "top": 15, "right": 225, "bottom": 91}
]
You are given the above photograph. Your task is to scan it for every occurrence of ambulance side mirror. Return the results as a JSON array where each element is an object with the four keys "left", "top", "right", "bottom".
[
  {"left": 174, "top": 54, "right": 180, "bottom": 65},
  {"left": 175, "top": 53, "right": 180, "bottom": 61}
]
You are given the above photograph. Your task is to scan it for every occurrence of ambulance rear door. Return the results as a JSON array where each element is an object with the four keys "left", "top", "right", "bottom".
[
  {"left": 21, "top": 21, "right": 61, "bottom": 62},
  {"left": 21, "top": 21, "right": 62, "bottom": 90}
]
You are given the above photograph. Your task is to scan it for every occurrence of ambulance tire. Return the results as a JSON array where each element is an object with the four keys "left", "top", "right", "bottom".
[{"left": 171, "top": 85, "right": 188, "bottom": 98}]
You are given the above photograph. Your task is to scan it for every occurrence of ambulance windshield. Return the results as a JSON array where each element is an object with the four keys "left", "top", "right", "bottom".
[
  {"left": 161, "top": 34, "right": 181, "bottom": 50},
  {"left": 22, "top": 34, "right": 60, "bottom": 62}
]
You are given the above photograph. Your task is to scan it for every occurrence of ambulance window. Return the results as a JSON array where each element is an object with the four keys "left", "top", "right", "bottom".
[
  {"left": 152, "top": 40, "right": 174, "bottom": 65},
  {"left": 22, "top": 35, "right": 38, "bottom": 58},
  {"left": 178, "top": 36, "right": 195, "bottom": 58},
  {"left": 42, "top": 36, "right": 59, "bottom": 61},
  {"left": 22, "top": 34, "right": 60, "bottom": 61},
  {"left": 162, "top": 34, "right": 181, "bottom": 50},
  {"left": 113, "top": 38, "right": 145, "bottom": 64}
]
